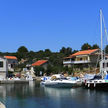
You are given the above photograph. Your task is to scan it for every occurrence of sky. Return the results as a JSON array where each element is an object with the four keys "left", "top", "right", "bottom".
[{"left": 0, "top": 0, "right": 108, "bottom": 52}]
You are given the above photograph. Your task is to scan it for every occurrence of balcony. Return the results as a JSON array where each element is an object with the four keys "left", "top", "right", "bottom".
[
  {"left": 63, "top": 60, "right": 90, "bottom": 64},
  {"left": 63, "top": 61, "right": 72, "bottom": 64}
]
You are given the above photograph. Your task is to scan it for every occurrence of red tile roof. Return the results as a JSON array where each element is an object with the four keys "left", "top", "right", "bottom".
[
  {"left": 66, "top": 49, "right": 99, "bottom": 59},
  {"left": 32, "top": 60, "right": 48, "bottom": 66},
  {"left": 4, "top": 56, "right": 17, "bottom": 60}
]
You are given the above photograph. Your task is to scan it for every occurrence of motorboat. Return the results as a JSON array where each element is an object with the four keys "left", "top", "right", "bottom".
[
  {"left": 43, "top": 79, "right": 79, "bottom": 88},
  {"left": 40, "top": 74, "right": 81, "bottom": 88}
]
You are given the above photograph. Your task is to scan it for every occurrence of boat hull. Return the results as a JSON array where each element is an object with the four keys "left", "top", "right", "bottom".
[
  {"left": 45, "top": 82, "right": 77, "bottom": 88},
  {"left": 41, "top": 80, "right": 82, "bottom": 88},
  {"left": 84, "top": 80, "right": 108, "bottom": 90}
]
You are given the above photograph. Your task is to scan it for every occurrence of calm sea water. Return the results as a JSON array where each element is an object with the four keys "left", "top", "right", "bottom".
[{"left": 0, "top": 81, "right": 108, "bottom": 108}]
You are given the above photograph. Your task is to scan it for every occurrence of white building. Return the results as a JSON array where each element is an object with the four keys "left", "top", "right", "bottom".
[
  {"left": 0, "top": 57, "right": 8, "bottom": 79},
  {"left": 32, "top": 60, "right": 48, "bottom": 70},
  {"left": 4, "top": 56, "right": 18, "bottom": 72}
]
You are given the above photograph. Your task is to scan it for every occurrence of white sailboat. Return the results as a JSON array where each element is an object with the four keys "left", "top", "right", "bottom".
[{"left": 85, "top": 9, "right": 108, "bottom": 89}]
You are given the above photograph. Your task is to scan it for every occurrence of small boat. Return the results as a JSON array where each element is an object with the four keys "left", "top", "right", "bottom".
[
  {"left": 25, "top": 72, "right": 33, "bottom": 81},
  {"left": 40, "top": 74, "right": 81, "bottom": 88}
]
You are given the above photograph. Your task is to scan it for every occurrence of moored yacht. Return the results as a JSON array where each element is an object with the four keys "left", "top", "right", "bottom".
[
  {"left": 40, "top": 74, "right": 81, "bottom": 88},
  {"left": 84, "top": 9, "right": 108, "bottom": 89}
]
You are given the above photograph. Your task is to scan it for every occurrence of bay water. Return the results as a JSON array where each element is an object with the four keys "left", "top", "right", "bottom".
[{"left": 0, "top": 81, "right": 108, "bottom": 108}]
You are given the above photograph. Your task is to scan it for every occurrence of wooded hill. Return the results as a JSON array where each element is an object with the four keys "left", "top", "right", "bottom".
[{"left": 1, "top": 43, "right": 107, "bottom": 75}]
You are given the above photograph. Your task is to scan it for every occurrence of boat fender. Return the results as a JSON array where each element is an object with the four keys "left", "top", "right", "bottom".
[
  {"left": 88, "top": 83, "right": 90, "bottom": 87},
  {"left": 94, "top": 83, "right": 96, "bottom": 87}
]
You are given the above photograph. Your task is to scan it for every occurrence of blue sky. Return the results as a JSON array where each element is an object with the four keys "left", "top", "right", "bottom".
[{"left": 0, "top": 0, "right": 108, "bottom": 52}]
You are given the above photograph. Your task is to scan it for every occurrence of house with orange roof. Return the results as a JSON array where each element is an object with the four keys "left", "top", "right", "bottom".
[
  {"left": 63, "top": 49, "right": 100, "bottom": 68},
  {"left": 32, "top": 60, "right": 48, "bottom": 70},
  {"left": 4, "top": 56, "right": 18, "bottom": 72}
]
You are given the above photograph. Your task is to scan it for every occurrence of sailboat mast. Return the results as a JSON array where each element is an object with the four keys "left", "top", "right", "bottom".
[{"left": 100, "top": 9, "right": 103, "bottom": 61}]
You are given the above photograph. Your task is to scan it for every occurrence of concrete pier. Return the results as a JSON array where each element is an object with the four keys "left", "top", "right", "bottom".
[{"left": 0, "top": 80, "right": 29, "bottom": 84}]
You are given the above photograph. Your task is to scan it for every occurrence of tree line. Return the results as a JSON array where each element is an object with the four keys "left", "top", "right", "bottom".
[{"left": 1, "top": 43, "right": 108, "bottom": 75}]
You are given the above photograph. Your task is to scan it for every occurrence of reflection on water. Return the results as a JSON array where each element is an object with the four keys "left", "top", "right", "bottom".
[{"left": 0, "top": 82, "right": 108, "bottom": 108}]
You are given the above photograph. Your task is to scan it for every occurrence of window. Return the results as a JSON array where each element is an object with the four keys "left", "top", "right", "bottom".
[
  {"left": 0, "top": 61, "right": 3, "bottom": 68},
  {"left": 107, "top": 63, "right": 108, "bottom": 67},
  {"left": 13, "top": 61, "right": 15, "bottom": 64},
  {"left": 103, "top": 63, "right": 105, "bottom": 68},
  {"left": 80, "top": 58, "right": 82, "bottom": 61},
  {"left": 11, "top": 64, "right": 13, "bottom": 68}
]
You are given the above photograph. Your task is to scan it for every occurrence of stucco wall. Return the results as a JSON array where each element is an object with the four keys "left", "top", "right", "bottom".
[
  {"left": 0, "top": 57, "right": 8, "bottom": 78},
  {"left": 89, "top": 55, "right": 98, "bottom": 63},
  {"left": 0, "top": 58, "right": 8, "bottom": 72},
  {"left": 42, "top": 62, "right": 48, "bottom": 70},
  {"left": 7, "top": 59, "right": 17, "bottom": 64}
]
